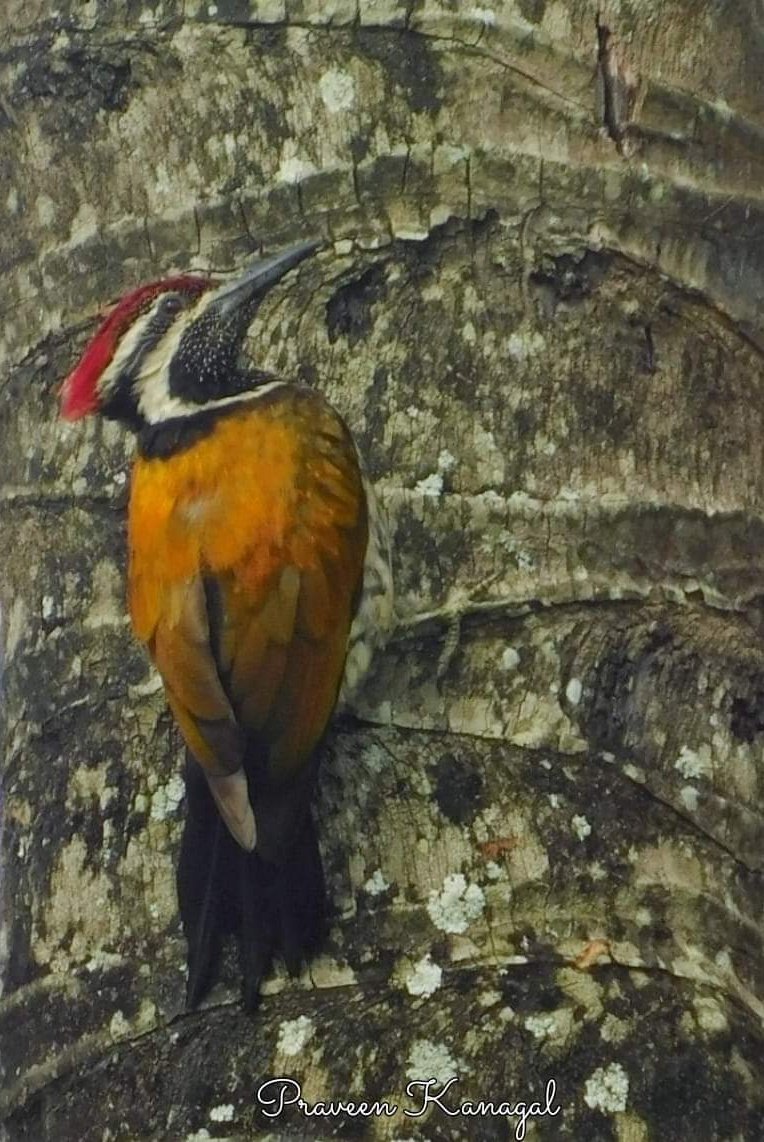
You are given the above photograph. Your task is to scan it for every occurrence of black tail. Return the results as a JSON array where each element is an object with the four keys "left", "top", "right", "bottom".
[{"left": 177, "top": 759, "right": 327, "bottom": 1011}]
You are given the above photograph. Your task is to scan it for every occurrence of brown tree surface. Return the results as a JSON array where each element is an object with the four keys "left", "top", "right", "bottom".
[{"left": 1, "top": 1, "right": 763, "bottom": 1139}]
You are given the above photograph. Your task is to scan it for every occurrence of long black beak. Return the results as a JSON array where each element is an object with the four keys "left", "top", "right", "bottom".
[{"left": 209, "top": 240, "right": 321, "bottom": 318}]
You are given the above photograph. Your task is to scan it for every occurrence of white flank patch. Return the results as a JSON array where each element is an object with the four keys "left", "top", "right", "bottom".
[
  {"left": 584, "top": 1062, "right": 629, "bottom": 1113},
  {"left": 339, "top": 472, "right": 394, "bottom": 707},
  {"left": 427, "top": 874, "right": 485, "bottom": 934}
]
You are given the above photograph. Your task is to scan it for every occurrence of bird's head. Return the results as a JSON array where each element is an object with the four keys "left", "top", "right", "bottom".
[{"left": 60, "top": 240, "right": 319, "bottom": 431}]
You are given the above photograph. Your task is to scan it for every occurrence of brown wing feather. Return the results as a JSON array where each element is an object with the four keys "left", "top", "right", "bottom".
[
  {"left": 150, "top": 577, "right": 244, "bottom": 775},
  {"left": 218, "top": 527, "right": 365, "bottom": 780}
]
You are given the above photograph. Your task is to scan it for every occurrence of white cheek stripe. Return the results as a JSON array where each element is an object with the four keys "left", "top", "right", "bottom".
[
  {"left": 134, "top": 307, "right": 197, "bottom": 423},
  {"left": 98, "top": 308, "right": 157, "bottom": 395}
]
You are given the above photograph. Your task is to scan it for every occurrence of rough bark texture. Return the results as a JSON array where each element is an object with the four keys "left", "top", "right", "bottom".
[{"left": 2, "top": 1, "right": 764, "bottom": 1139}]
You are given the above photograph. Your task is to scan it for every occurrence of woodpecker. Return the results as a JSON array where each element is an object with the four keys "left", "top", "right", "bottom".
[{"left": 60, "top": 241, "right": 393, "bottom": 1009}]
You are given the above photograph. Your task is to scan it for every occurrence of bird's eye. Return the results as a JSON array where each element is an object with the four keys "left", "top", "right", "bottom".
[{"left": 162, "top": 295, "right": 182, "bottom": 314}]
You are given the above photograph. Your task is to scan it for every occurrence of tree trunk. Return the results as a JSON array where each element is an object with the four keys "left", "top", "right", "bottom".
[{"left": 2, "top": 2, "right": 763, "bottom": 1139}]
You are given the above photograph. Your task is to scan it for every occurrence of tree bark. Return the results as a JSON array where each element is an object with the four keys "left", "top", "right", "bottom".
[{"left": 1, "top": 2, "right": 764, "bottom": 1139}]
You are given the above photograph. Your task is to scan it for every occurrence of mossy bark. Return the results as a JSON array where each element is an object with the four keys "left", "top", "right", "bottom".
[{"left": 1, "top": 2, "right": 763, "bottom": 1139}]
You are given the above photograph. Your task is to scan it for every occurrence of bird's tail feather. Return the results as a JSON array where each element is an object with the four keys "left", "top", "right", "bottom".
[{"left": 177, "top": 757, "right": 327, "bottom": 1011}]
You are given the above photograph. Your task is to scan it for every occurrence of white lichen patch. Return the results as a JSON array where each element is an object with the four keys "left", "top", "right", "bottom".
[
  {"left": 137, "top": 997, "right": 157, "bottom": 1031},
  {"left": 149, "top": 773, "right": 185, "bottom": 821},
  {"left": 506, "top": 329, "right": 546, "bottom": 362},
  {"left": 461, "top": 284, "right": 483, "bottom": 314},
  {"left": 674, "top": 745, "right": 712, "bottom": 780},
  {"left": 68, "top": 201, "right": 99, "bottom": 246},
  {"left": 109, "top": 1010, "right": 130, "bottom": 1040},
  {"left": 4, "top": 596, "right": 29, "bottom": 660},
  {"left": 600, "top": 1014, "right": 629, "bottom": 1044},
  {"left": 83, "top": 559, "right": 124, "bottom": 629},
  {"left": 572, "top": 814, "right": 592, "bottom": 840},
  {"left": 679, "top": 785, "right": 699, "bottom": 812},
  {"left": 276, "top": 151, "right": 318, "bottom": 185},
  {"left": 526, "top": 1006, "right": 574, "bottom": 1045},
  {"left": 524, "top": 1011, "right": 557, "bottom": 1040},
  {"left": 426, "top": 874, "right": 485, "bottom": 934},
  {"left": 405, "top": 954, "right": 443, "bottom": 997},
  {"left": 500, "top": 646, "right": 520, "bottom": 670},
  {"left": 364, "top": 868, "right": 390, "bottom": 895},
  {"left": 277, "top": 1015, "right": 315, "bottom": 1056},
  {"left": 565, "top": 677, "right": 582, "bottom": 706},
  {"left": 36, "top": 193, "right": 57, "bottom": 226},
  {"left": 406, "top": 1039, "right": 459, "bottom": 1084},
  {"left": 466, "top": 6, "right": 498, "bottom": 25},
  {"left": 414, "top": 472, "right": 444, "bottom": 497},
  {"left": 584, "top": 1062, "right": 629, "bottom": 1113},
  {"left": 209, "top": 1105, "right": 235, "bottom": 1123},
  {"left": 319, "top": 67, "right": 356, "bottom": 111}
]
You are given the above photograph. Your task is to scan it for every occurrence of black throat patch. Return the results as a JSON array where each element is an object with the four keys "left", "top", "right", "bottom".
[{"left": 137, "top": 404, "right": 240, "bottom": 459}]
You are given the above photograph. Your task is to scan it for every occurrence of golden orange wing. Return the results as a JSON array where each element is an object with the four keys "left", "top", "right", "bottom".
[{"left": 128, "top": 388, "right": 368, "bottom": 804}]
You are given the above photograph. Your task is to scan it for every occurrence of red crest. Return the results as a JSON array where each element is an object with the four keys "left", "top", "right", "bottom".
[{"left": 60, "top": 275, "right": 210, "bottom": 420}]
